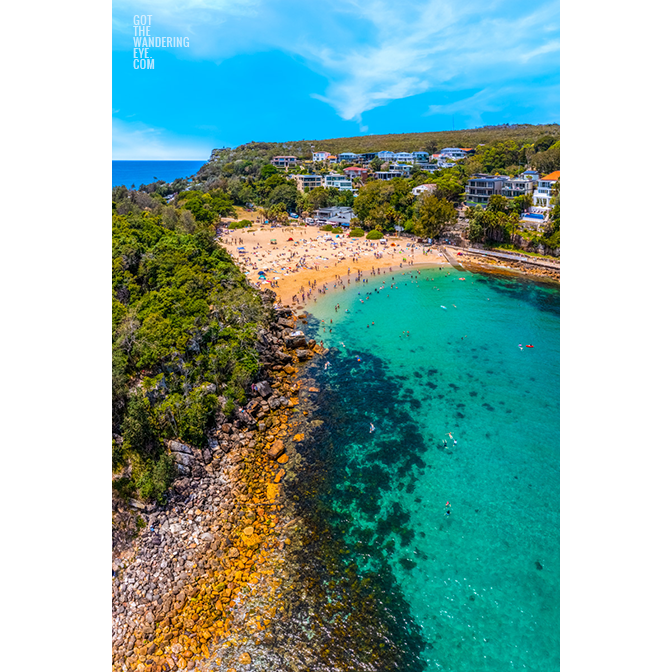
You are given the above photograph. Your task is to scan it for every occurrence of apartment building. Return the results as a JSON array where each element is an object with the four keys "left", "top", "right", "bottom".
[
  {"left": 323, "top": 174, "right": 354, "bottom": 191},
  {"left": 501, "top": 177, "right": 535, "bottom": 200},
  {"left": 464, "top": 174, "right": 508, "bottom": 204},
  {"left": 291, "top": 173, "right": 323, "bottom": 193},
  {"left": 312, "top": 151, "right": 330, "bottom": 162}
]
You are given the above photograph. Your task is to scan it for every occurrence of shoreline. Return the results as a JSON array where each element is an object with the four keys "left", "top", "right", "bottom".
[
  {"left": 112, "top": 303, "right": 329, "bottom": 671},
  {"left": 218, "top": 225, "right": 559, "bottom": 308},
  {"left": 217, "top": 224, "right": 449, "bottom": 306}
]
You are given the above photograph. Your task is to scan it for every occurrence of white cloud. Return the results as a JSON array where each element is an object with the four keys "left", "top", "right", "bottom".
[
  {"left": 427, "top": 84, "right": 560, "bottom": 126},
  {"left": 113, "top": 0, "right": 559, "bottom": 123},
  {"left": 112, "top": 118, "right": 214, "bottom": 160}
]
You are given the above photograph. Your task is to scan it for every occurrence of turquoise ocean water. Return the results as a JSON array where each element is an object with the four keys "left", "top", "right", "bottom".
[{"left": 298, "top": 264, "right": 559, "bottom": 671}]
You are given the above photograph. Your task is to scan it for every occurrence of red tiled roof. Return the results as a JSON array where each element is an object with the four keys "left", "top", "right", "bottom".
[{"left": 541, "top": 171, "right": 560, "bottom": 181}]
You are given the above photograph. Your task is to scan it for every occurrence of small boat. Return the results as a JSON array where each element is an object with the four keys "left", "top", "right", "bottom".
[
  {"left": 440, "top": 305, "right": 447, "bottom": 310},
  {"left": 526, "top": 344, "right": 534, "bottom": 348}
]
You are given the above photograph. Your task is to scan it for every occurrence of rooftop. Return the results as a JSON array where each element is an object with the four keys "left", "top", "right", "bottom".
[{"left": 541, "top": 171, "right": 560, "bottom": 181}]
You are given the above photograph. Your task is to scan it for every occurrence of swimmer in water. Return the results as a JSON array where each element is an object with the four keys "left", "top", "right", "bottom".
[{"left": 370, "top": 423, "right": 375, "bottom": 433}]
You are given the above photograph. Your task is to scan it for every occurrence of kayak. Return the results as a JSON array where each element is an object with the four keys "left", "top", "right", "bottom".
[{"left": 526, "top": 345, "right": 534, "bottom": 348}]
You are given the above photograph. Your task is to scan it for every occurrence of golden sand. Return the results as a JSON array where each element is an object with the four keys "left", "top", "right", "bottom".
[{"left": 218, "top": 223, "right": 449, "bottom": 305}]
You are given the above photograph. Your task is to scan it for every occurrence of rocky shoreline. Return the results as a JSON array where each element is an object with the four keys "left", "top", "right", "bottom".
[
  {"left": 453, "top": 251, "right": 560, "bottom": 282},
  {"left": 112, "top": 297, "right": 326, "bottom": 672}
]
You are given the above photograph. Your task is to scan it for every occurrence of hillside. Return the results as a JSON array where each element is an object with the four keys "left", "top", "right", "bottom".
[{"left": 209, "top": 124, "right": 560, "bottom": 161}]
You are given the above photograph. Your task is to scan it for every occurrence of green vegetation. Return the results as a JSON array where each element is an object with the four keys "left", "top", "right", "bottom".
[
  {"left": 228, "top": 219, "right": 252, "bottom": 229},
  {"left": 112, "top": 194, "right": 272, "bottom": 503},
  {"left": 366, "top": 230, "right": 384, "bottom": 240},
  {"left": 203, "top": 124, "right": 559, "bottom": 163},
  {"left": 348, "top": 228, "right": 366, "bottom": 238},
  {"left": 353, "top": 179, "right": 414, "bottom": 232}
]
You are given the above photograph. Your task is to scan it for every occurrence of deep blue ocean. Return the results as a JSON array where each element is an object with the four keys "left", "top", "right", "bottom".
[
  {"left": 293, "top": 264, "right": 560, "bottom": 671},
  {"left": 112, "top": 160, "right": 207, "bottom": 188}
]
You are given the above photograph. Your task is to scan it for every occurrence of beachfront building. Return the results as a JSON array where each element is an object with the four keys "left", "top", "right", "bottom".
[
  {"left": 323, "top": 174, "right": 354, "bottom": 191},
  {"left": 344, "top": 166, "right": 368, "bottom": 182},
  {"left": 412, "top": 151, "right": 429, "bottom": 163},
  {"left": 377, "top": 151, "right": 396, "bottom": 162},
  {"left": 312, "top": 151, "right": 330, "bottom": 162},
  {"left": 464, "top": 174, "right": 508, "bottom": 205},
  {"left": 412, "top": 183, "right": 437, "bottom": 197},
  {"left": 533, "top": 171, "right": 560, "bottom": 207},
  {"left": 316, "top": 206, "right": 355, "bottom": 225},
  {"left": 291, "top": 173, "right": 323, "bottom": 193},
  {"left": 373, "top": 170, "right": 404, "bottom": 181},
  {"left": 521, "top": 170, "right": 540, "bottom": 182},
  {"left": 327, "top": 155, "right": 338, "bottom": 164},
  {"left": 501, "top": 177, "right": 536, "bottom": 200},
  {"left": 271, "top": 156, "right": 298, "bottom": 168},
  {"left": 359, "top": 152, "right": 378, "bottom": 163}
]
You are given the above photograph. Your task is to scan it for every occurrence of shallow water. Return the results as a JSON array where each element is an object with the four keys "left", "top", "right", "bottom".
[{"left": 299, "top": 265, "right": 559, "bottom": 671}]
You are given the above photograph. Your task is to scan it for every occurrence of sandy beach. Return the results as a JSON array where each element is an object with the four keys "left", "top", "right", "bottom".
[{"left": 218, "top": 223, "right": 449, "bottom": 306}]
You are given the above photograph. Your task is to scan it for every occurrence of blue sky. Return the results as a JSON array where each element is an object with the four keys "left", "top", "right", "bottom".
[{"left": 112, "top": 0, "right": 559, "bottom": 160}]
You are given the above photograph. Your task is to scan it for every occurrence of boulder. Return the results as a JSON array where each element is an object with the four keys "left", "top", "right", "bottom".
[
  {"left": 255, "top": 380, "right": 272, "bottom": 398},
  {"left": 168, "top": 440, "right": 193, "bottom": 455},
  {"left": 267, "top": 440, "right": 285, "bottom": 459},
  {"left": 172, "top": 452, "right": 194, "bottom": 468},
  {"left": 284, "top": 333, "right": 307, "bottom": 349},
  {"left": 295, "top": 349, "right": 311, "bottom": 361}
]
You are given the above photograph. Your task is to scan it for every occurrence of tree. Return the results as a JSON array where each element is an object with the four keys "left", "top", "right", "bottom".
[
  {"left": 425, "top": 139, "right": 439, "bottom": 155},
  {"left": 260, "top": 163, "right": 278, "bottom": 178},
  {"left": 369, "top": 157, "right": 383, "bottom": 172},
  {"left": 434, "top": 174, "right": 465, "bottom": 203},
  {"left": 530, "top": 142, "right": 560, "bottom": 175},
  {"left": 353, "top": 178, "right": 413, "bottom": 231},
  {"left": 415, "top": 195, "right": 457, "bottom": 240},
  {"left": 486, "top": 194, "right": 509, "bottom": 214}
]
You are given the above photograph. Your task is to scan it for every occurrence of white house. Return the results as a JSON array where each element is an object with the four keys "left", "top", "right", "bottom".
[
  {"left": 377, "top": 151, "right": 395, "bottom": 161},
  {"left": 412, "top": 183, "right": 437, "bottom": 197},
  {"left": 312, "top": 151, "right": 329, "bottom": 162},
  {"left": 316, "top": 206, "right": 355, "bottom": 224},
  {"left": 394, "top": 152, "right": 414, "bottom": 163},
  {"left": 533, "top": 171, "right": 559, "bottom": 207},
  {"left": 439, "top": 148, "right": 467, "bottom": 160}
]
